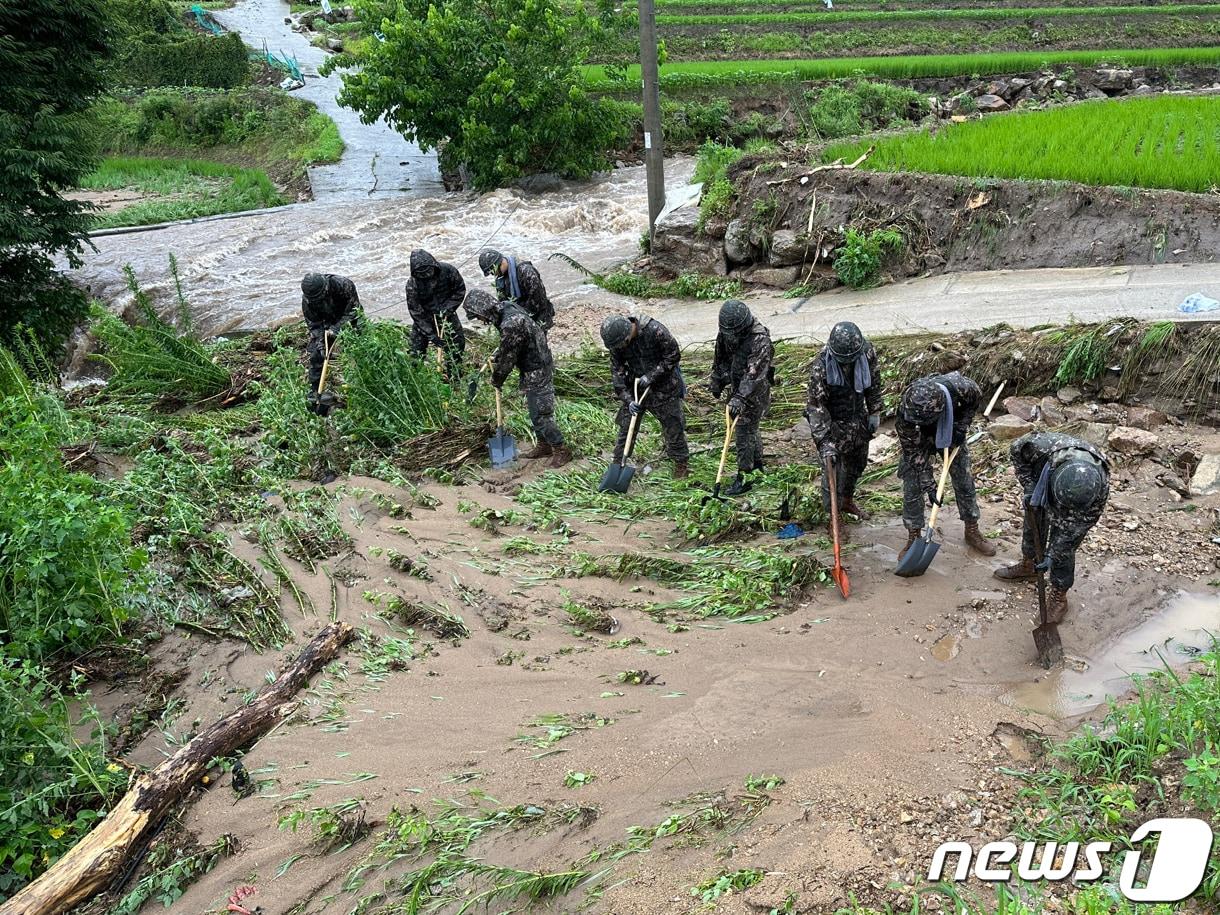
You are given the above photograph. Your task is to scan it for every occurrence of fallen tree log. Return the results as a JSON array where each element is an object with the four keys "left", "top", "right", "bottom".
[{"left": 1, "top": 622, "right": 354, "bottom": 915}]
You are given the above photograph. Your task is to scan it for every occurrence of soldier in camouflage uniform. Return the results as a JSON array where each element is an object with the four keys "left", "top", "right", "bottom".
[
  {"left": 600, "top": 314, "right": 689, "bottom": 478},
  {"left": 709, "top": 300, "right": 773, "bottom": 496},
  {"left": 896, "top": 371, "right": 997, "bottom": 558},
  {"left": 406, "top": 249, "right": 466, "bottom": 379},
  {"left": 805, "top": 321, "right": 882, "bottom": 529},
  {"left": 994, "top": 431, "right": 1110, "bottom": 623},
  {"left": 479, "top": 250, "right": 555, "bottom": 331},
  {"left": 465, "top": 290, "right": 571, "bottom": 468},
  {"left": 301, "top": 272, "right": 363, "bottom": 415}
]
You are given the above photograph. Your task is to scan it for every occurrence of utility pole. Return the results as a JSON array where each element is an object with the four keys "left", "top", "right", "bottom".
[{"left": 639, "top": 0, "right": 665, "bottom": 243}]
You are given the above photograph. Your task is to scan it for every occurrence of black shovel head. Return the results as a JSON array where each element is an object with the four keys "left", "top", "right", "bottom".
[
  {"left": 1033, "top": 623, "right": 1064, "bottom": 669},
  {"left": 489, "top": 426, "right": 517, "bottom": 468},
  {"left": 598, "top": 462, "right": 636, "bottom": 493},
  {"left": 894, "top": 534, "right": 938, "bottom": 577}
]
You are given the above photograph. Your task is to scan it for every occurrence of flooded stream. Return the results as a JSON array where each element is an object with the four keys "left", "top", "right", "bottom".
[{"left": 1001, "top": 590, "right": 1219, "bottom": 719}]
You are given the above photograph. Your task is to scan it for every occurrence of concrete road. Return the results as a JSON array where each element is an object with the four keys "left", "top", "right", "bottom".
[{"left": 655, "top": 261, "right": 1220, "bottom": 346}]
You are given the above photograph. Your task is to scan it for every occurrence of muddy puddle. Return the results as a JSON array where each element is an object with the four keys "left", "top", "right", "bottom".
[{"left": 1001, "top": 590, "right": 1219, "bottom": 719}]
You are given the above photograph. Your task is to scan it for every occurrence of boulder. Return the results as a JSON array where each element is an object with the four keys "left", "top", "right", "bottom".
[
  {"left": 1075, "top": 422, "right": 1112, "bottom": 448},
  {"left": 1190, "top": 453, "right": 1220, "bottom": 496},
  {"left": 1005, "top": 77, "right": 1032, "bottom": 98},
  {"left": 325, "top": 37, "right": 344, "bottom": 51},
  {"left": 1001, "top": 396, "right": 1040, "bottom": 422},
  {"left": 1107, "top": 426, "right": 1158, "bottom": 457},
  {"left": 1055, "top": 386, "right": 1082, "bottom": 404},
  {"left": 1094, "top": 68, "right": 1134, "bottom": 92},
  {"left": 974, "top": 94, "right": 1010, "bottom": 112},
  {"left": 1066, "top": 402, "right": 1124, "bottom": 424},
  {"left": 769, "top": 229, "right": 810, "bottom": 268},
  {"left": 651, "top": 205, "right": 727, "bottom": 277},
  {"left": 1125, "top": 405, "right": 1168, "bottom": 431},
  {"left": 1132, "top": 84, "right": 1156, "bottom": 96},
  {"left": 989, "top": 415, "right": 1034, "bottom": 442},
  {"left": 740, "top": 265, "right": 801, "bottom": 288},
  {"left": 723, "top": 218, "right": 752, "bottom": 265},
  {"left": 1038, "top": 396, "right": 1066, "bottom": 426}
]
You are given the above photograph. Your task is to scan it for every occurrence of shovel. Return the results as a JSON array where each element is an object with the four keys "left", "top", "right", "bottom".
[
  {"left": 895, "top": 445, "right": 960, "bottom": 577},
  {"left": 598, "top": 381, "right": 650, "bottom": 493},
  {"left": 1030, "top": 505, "right": 1064, "bottom": 668},
  {"left": 702, "top": 406, "right": 739, "bottom": 504},
  {"left": 826, "top": 458, "right": 850, "bottom": 599},
  {"left": 317, "top": 330, "right": 334, "bottom": 394},
  {"left": 488, "top": 387, "right": 517, "bottom": 468}
]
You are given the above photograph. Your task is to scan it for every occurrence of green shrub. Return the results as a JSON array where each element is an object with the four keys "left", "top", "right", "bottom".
[
  {"left": 0, "top": 659, "right": 127, "bottom": 901},
  {"left": 697, "top": 177, "right": 735, "bottom": 232},
  {"left": 0, "top": 396, "right": 143, "bottom": 661},
  {"left": 692, "top": 139, "right": 744, "bottom": 186},
  {"left": 805, "top": 81, "right": 924, "bottom": 140},
  {"left": 115, "top": 32, "right": 250, "bottom": 89},
  {"left": 834, "top": 227, "right": 904, "bottom": 289},
  {"left": 662, "top": 96, "right": 732, "bottom": 147}
]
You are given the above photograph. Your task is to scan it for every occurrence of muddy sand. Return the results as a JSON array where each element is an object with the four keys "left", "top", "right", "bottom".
[{"left": 86, "top": 419, "right": 1219, "bottom": 915}]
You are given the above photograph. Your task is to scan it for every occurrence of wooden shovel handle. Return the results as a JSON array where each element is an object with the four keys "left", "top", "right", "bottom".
[
  {"left": 317, "top": 330, "right": 334, "bottom": 394},
  {"left": 494, "top": 387, "right": 504, "bottom": 428},
  {"left": 714, "top": 406, "right": 738, "bottom": 486},
  {"left": 925, "top": 445, "right": 960, "bottom": 533},
  {"left": 621, "top": 380, "right": 651, "bottom": 462}
]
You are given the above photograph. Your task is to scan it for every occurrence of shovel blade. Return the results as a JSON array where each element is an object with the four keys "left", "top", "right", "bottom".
[
  {"left": 1033, "top": 624, "right": 1064, "bottom": 669},
  {"left": 894, "top": 536, "right": 938, "bottom": 577},
  {"left": 489, "top": 428, "right": 517, "bottom": 468},
  {"left": 598, "top": 462, "right": 635, "bottom": 493},
  {"left": 831, "top": 565, "right": 850, "bottom": 599}
]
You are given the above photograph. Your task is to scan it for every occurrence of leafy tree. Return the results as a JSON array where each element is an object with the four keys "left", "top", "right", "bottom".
[
  {"left": 327, "top": 0, "right": 632, "bottom": 190},
  {"left": 0, "top": 0, "right": 111, "bottom": 355}
]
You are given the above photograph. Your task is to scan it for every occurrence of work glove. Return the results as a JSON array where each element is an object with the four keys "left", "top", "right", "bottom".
[
  {"left": 868, "top": 413, "right": 880, "bottom": 434},
  {"left": 637, "top": 373, "right": 653, "bottom": 390},
  {"left": 1035, "top": 555, "right": 1052, "bottom": 573},
  {"left": 727, "top": 396, "right": 745, "bottom": 419},
  {"left": 818, "top": 440, "right": 837, "bottom": 463},
  {"left": 926, "top": 488, "right": 943, "bottom": 508},
  {"left": 628, "top": 400, "right": 643, "bottom": 417},
  {"left": 709, "top": 379, "right": 725, "bottom": 399}
]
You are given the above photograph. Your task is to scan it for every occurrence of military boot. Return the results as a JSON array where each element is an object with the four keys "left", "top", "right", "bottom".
[
  {"left": 964, "top": 521, "right": 997, "bottom": 556},
  {"left": 899, "top": 528, "right": 920, "bottom": 560},
  {"left": 994, "top": 558, "right": 1036, "bottom": 581},
  {"left": 842, "top": 497, "right": 871, "bottom": 521},
  {"left": 673, "top": 461, "right": 690, "bottom": 480},
  {"left": 522, "top": 442, "right": 553, "bottom": 460},
  {"left": 725, "top": 472, "right": 751, "bottom": 497},
  {"left": 549, "top": 445, "right": 573, "bottom": 469},
  {"left": 1047, "top": 586, "right": 1069, "bottom": 624}
]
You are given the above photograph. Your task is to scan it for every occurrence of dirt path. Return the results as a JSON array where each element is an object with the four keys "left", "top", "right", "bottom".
[
  {"left": 212, "top": 0, "right": 442, "bottom": 200},
  {"left": 91, "top": 419, "right": 1220, "bottom": 915}
]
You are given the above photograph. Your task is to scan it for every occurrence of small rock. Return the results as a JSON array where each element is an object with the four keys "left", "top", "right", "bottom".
[
  {"left": 1001, "top": 395, "right": 1039, "bottom": 422},
  {"left": 1056, "top": 386, "right": 1082, "bottom": 404},
  {"left": 1076, "top": 422, "right": 1112, "bottom": 447},
  {"left": 1108, "top": 426, "right": 1158, "bottom": 456},
  {"left": 326, "top": 37, "right": 344, "bottom": 51},
  {"left": 1126, "top": 405, "right": 1167, "bottom": 431},
  {"left": 1123, "top": 520, "right": 1140, "bottom": 532},
  {"left": 218, "top": 585, "right": 255, "bottom": 606},
  {"left": 970, "top": 808, "right": 985, "bottom": 827},
  {"left": 769, "top": 229, "right": 811, "bottom": 267},
  {"left": 1133, "top": 84, "right": 1156, "bottom": 96},
  {"left": 1038, "top": 396, "right": 1066, "bottom": 426},
  {"left": 1191, "top": 453, "right": 1220, "bottom": 496},
  {"left": 974, "top": 94, "right": 1010, "bottom": 112}
]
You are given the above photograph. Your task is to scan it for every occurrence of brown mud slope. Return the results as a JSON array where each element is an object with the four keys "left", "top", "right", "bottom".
[
  {"left": 76, "top": 411, "right": 1220, "bottom": 914},
  {"left": 660, "top": 165, "right": 1220, "bottom": 288}
]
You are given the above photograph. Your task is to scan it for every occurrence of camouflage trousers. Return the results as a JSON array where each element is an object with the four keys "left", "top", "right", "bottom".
[
  {"left": 733, "top": 385, "right": 771, "bottom": 473},
  {"left": 901, "top": 445, "right": 981, "bottom": 530},
  {"left": 614, "top": 395, "right": 689, "bottom": 463},
  {"left": 817, "top": 438, "right": 869, "bottom": 514},
  {"left": 1021, "top": 508, "right": 1096, "bottom": 591},
  {"left": 520, "top": 367, "right": 564, "bottom": 447}
]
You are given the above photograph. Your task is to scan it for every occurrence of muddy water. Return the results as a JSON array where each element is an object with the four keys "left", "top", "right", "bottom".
[
  {"left": 1001, "top": 590, "right": 1219, "bottom": 719},
  {"left": 72, "top": 159, "right": 696, "bottom": 339}
]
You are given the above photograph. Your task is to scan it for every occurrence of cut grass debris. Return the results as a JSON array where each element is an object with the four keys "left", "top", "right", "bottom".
[
  {"left": 826, "top": 95, "right": 1220, "bottom": 193},
  {"left": 690, "top": 867, "right": 766, "bottom": 904},
  {"left": 367, "top": 591, "right": 470, "bottom": 640}
]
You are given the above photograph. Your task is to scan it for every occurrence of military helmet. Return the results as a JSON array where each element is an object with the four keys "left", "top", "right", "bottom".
[
  {"left": 1051, "top": 460, "right": 1105, "bottom": 511},
  {"left": 828, "top": 321, "right": 864, "bottom": 363},
  {"left": 478, "top": 250, "right": 503, "bottom": 277},
  {"left": 718, "top": 299, "right": 752, "bottom": 333},
  {"left": 899, "top": 377, "right": 946, "bottom": 426},
  {"left": 600, "top": 315, "right": 633, "bottom": 351},
  {"left": 464, "top": 289, "right": 500, "bottom": 323},
  {"left": 301, "top": 273, "right": 327, "bottom": 301}
]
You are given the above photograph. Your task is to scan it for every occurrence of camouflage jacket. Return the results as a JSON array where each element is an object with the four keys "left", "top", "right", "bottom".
[
  {"left": 492, "top": 304, "right": 553, "bottom": 388},
  {"left": 1011, "top": 431, "right": 1110, "bottom": 554},
  {"left": 609, "top": 316, "right": 683, "bottom": 402},
  {"left": 804, "top": 342, "right": 882, "bottom": 447},
  {"left": 406, "top": 252, "right": 466, "bottom": 343},
  {"left": 710, "top": 319, "right": 774, "bottom": 405},
  {"left": 302, "top": 274, "right": 362, "bottom": 334},
  {"left": 896, "top": 371, "right": 981, "bottom": 490},
  {"left": 495, "top": 260, "right": 554, "bottom": 331}
]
